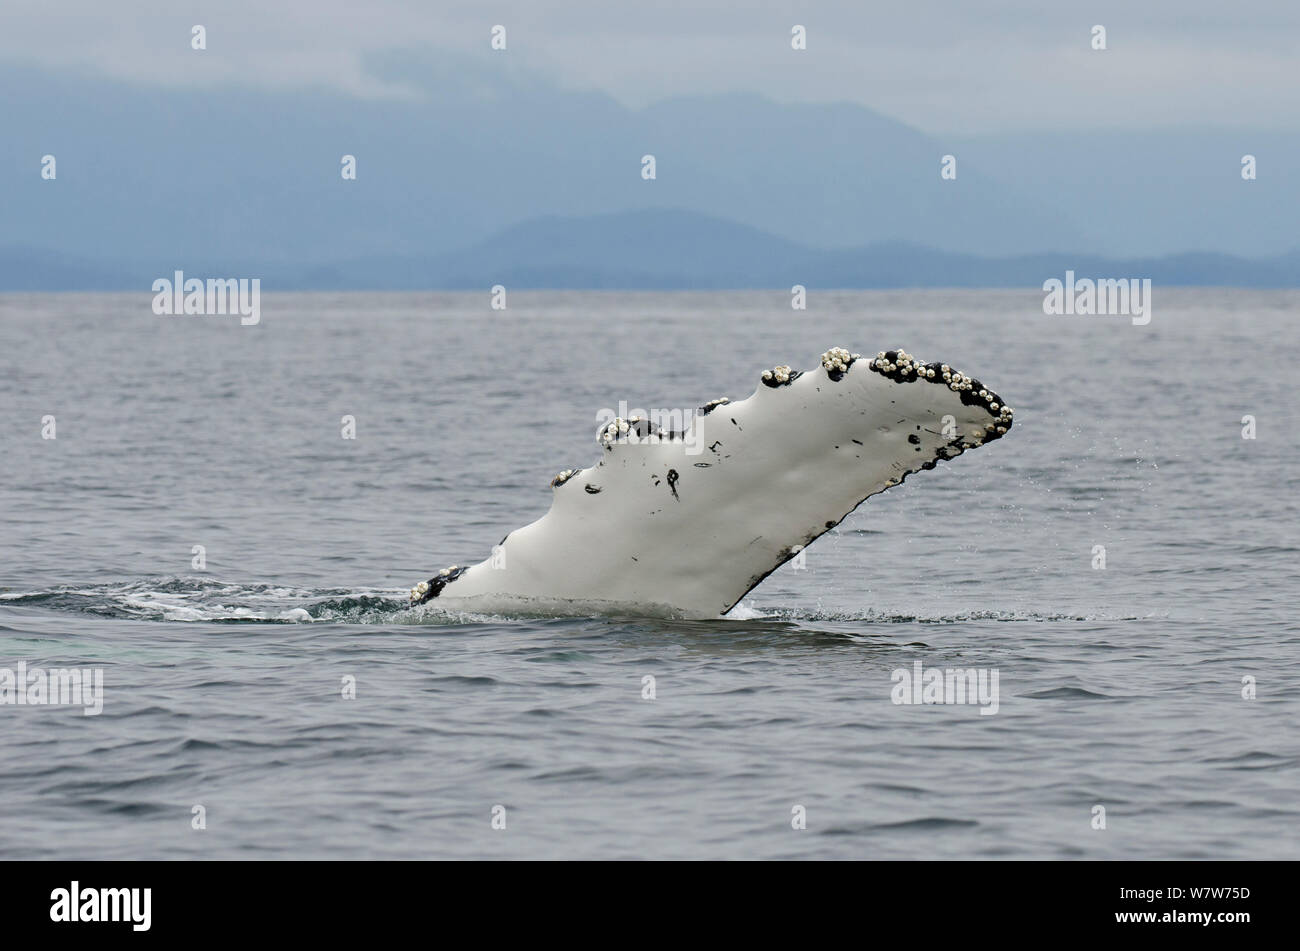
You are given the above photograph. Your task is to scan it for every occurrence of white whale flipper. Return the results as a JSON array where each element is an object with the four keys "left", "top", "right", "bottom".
[{"left": 410, "top": 348, "right": 1014, "bottom": 619}]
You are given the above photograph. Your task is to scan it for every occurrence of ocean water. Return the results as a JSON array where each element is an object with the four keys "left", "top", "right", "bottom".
[{"left": 1, "top": 288, "right": 1297, "bottom": 860}]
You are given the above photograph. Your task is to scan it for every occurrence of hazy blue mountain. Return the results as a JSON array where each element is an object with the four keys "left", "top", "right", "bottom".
[
  {"left": 2, "top": 49, "right": 1296, "bottom": 285},
  {"left": 0, "top": 245, "right": 125, "bottom": 291},
  {"left": 6, "top": 209, "right": 1296, "bottom": 290},
  {"left": 334, "top": 209, "right": 1299, "bottom": 289},
  {"left": 951, "top": 129, "right": 1300, "bottom": 259},
  {"left": 0, "top": 52, "right": 1091, "bottom": 267}
]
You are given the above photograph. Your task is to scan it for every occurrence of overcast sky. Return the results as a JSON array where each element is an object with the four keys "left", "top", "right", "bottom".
[{"left": 3, "top": 1, "right": 1298, "bottom": 134}]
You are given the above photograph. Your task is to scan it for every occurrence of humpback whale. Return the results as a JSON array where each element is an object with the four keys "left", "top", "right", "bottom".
[{"left": 411, "top": 348, "right": 1014, "bottom": 619}]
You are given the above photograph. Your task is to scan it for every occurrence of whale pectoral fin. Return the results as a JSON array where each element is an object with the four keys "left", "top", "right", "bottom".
[{"left": 412, "top": 347, "right": 1013, "bottom": 618}]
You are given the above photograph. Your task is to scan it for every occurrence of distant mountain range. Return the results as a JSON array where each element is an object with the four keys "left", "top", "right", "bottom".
[
  {"left": 2, "top": 50, "right": 1298, "bottom": 289},
  {"left": 4, "top": 209, "right": 1299, "bottom": 290}
]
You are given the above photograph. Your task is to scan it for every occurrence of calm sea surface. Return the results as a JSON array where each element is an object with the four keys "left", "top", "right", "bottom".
[{"left": 1, "top": 289, "right": 1297, "bottom": 859}]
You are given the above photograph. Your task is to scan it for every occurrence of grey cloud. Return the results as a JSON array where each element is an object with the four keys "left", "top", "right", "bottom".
[{"left": 0, "top": 0, "right": 1297, "bottom": 132}]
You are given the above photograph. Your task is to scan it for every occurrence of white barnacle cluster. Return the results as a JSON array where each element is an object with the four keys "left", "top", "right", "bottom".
[
  {"left": 820, "top": 347, "right": 860, "bottom": 374},
  {"left": 943, "top": 365, "right": 973, "bottom": 391},
  {"left": 761, "top": 365, "right": 793, "bottom": 384},
  {"left": 409, "top": 564, "right": 463, "bottom": 603},
  {"left": 599, "top": 417, "right": 631, "bottom": 445},
  {"left": 988, "top": 403, "right": 1014, "bottom": 434},
  {"left": 701, "top": 397, "right": 730, "bottom": 412},
  {"left": 551, "top": 468, "right": 577, "bottom": 487},
  {"left": 978, "top": 393, "right": 1014, "bottom": 435},
  {"left": 870, "top": 347, "right": 1015, "bottom": 438},
  {"left": 939, "top": 366, "right": 1015, "bottom": 436},
  {"left": 872, "top": 349, "right": 929, "bottom": 378}
]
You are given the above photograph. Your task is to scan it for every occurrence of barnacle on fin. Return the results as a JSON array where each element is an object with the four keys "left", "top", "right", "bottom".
[
  {"left": 868, "top": 349, "right": 1014, "bottom": 441},
  {"left": 760, "top": 365, "right": 800, "bottom": 388},
  {"left": 410, "top": 565, "right": 469, "bottom": 604}
]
